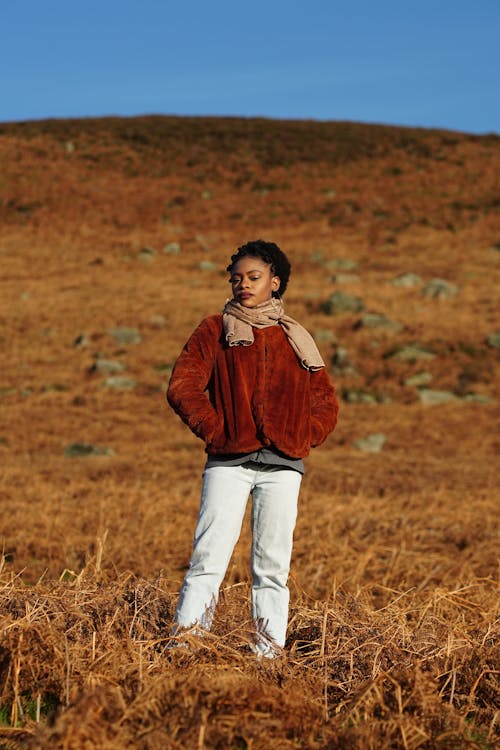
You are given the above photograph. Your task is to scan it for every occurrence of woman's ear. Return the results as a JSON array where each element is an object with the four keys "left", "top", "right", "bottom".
[{"left": 272, "top": 276, "right": 280, "bottom": 292}]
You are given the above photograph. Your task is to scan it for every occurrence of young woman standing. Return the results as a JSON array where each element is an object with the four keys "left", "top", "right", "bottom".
[{"left": 167, "top": 240, "right": 339, "bottom": 656}]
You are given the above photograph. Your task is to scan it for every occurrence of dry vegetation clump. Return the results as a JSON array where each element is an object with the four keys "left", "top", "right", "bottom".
[
  {"left": 0, "top": 115, "right": 499, "bottom": 748},
  {"left": 0, "top": 566, "right": 498, "bottom": 749}
]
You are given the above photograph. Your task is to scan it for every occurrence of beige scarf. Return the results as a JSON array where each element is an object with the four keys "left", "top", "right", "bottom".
[{"left": 222, "top": 298, "right": 325, "bottom": 371}]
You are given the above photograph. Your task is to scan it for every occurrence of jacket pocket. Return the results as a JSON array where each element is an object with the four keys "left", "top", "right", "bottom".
[{"left": 206, "top": 415, "right": 226, "bottom": 451}]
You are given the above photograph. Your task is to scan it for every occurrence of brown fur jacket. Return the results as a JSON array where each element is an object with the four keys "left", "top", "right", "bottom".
[{"left": 167, "top": 314, "right": 339, "bottom": 459}]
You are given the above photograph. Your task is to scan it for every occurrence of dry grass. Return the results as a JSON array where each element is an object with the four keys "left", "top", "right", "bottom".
[
  {"left": 0, "top": 115, "right": 499, "bottom": 748},
  {"left": 0, "top": 564, "right": 498, "bottom": 748}
]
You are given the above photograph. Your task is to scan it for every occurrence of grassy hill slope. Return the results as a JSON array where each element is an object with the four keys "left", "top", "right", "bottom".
[{"left": 0, "top": 116, "right": 499, "bottom": 749}]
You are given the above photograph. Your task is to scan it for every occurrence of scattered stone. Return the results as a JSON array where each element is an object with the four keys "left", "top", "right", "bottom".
[
  {"left": 149, "top": 314, "right": 167, "bottom": 328},
  {"left": 385, "top": 344, "right": 436, "bottom": 362},
  {"left": 91, "top": 359, "right": 126, "bottom": 375},
  {"left": 379, "top": 394, "right": 392, "bottom": 404},
  {"left": 163, "top": 242, "right": 181, "bottom": 255},
  {"left": 201, "top": 190, "right": 212, "bottom": 200},
  {"left": 357, "top": 313, "right": 402, "bottom": 332},
  {"left": 154, "top": 362, "right": 173, "bottom": 375},
  {"left": 342, "top": 389, "right": 377, "bottom": 404},
  {"left": 64, "top": 141, "right": 75, "bottom": 154},
  {"left": 64, "top": 443, "right": 114, "bottom": 458},
  {"left": 198, "top": 261, "right": 216, "bottom": 271},
  {"left": 332, "top": 273, "right": 361, "bottom": 284},
  {"left": 73, "top": 334, "right": 89, "bottom": 348},
  {"left": 103, "top": 376, "right": 137, "bottom": 390},
  {"left": 321, "top": 291, "right": 364, "bottom": 315},
  {"left": 422, "top": 278, "right": 459, "bottom": 299},
  {"left": 405, "top": 371, "right": 433, "bottom": 387},
  {"left": 353, "top": 433, "right": 386, "bottom": 453},
  {"left": 486, "top": 332, "right": 500, "bottom": 349},
  {"left": 313, "top": 330, "right": 335, "bottom": 343},
  {"left": 20, "top": 291, "right": 31, "bottom": 301},
  {"left": 138, "top": 247, "right": 156, "bottom": 262},
  {"left": 331, "top": 347, "right": 357, "bottom": 375},
  {"left": 418, "top": 389, "right": 459, "bottom": 405},
  {"left": 390, "top": 273, "right": 422, "bottom": 288},
  {"left": 41, "top": 383, "right": 68, "bottom": 392},
  {"left": 326, "top": 258, "right": 358, "bottom": 271},
  {"left": 107, "top": 327, "right": 142, "bottom": 345},
  {"left": 343, "top": 388, "right": 391, "bottom": 404},
  {"left": 463, "top": 393, "right": 492, "bottom": 404}
]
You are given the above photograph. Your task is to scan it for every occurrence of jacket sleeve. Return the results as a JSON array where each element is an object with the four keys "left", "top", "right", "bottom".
[
  {"left": 309, "top": 367, "right": 339, "bottom": 448},
  {"left": 166, "top": 317, "right": 221, "bottom": 444}
]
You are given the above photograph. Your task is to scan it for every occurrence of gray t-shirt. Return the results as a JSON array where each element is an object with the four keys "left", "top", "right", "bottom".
[{"left": 205, "top": 447, "right": 304, "bottom": 474}]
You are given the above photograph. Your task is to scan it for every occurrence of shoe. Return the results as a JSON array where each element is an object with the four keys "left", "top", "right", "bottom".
[
  {"left": 250, "top": 637, "right": 282, "bottom": 659},
  {"left": 166, "top": 638, "right": 190, "bottom": 652}
]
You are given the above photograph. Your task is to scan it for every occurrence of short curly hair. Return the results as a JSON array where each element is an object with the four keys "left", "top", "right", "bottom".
[{"left": 226, "top": 240, "right": 291, "bottom": 297}]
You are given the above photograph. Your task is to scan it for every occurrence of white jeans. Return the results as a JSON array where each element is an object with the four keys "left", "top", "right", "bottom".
[{"left": 173, "top": 463, "right": 301, "bottom": 654}]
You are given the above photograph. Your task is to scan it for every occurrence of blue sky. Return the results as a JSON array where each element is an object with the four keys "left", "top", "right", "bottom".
[{"left": 1, "top": 0, "right": 498, "bottom": 133}]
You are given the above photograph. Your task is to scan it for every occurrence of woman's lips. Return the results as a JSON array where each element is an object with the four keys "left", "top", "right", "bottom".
[{"left": 238, "top": 293, "right": 253, "bottom": 300}]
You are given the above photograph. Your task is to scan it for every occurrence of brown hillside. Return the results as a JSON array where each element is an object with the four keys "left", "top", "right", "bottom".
[{"left": 0, "top": 116, "right": 499, "bottom": 749}]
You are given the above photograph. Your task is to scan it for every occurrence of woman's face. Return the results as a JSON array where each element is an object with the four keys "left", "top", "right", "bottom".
[{"left": 229, "top": 256, "right": 280, "bottom": 307}]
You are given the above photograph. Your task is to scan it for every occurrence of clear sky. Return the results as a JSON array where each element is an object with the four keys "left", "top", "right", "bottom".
[{"left": 1, "top": 0, "right": 498, "bottom": 134}]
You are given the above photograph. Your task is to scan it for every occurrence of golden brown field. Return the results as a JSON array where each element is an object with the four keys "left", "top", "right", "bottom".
[{"left": 0, "top": 116, "right": 499, "bottom": 749}]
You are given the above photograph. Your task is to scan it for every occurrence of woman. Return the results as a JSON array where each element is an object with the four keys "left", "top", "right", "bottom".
[{"left": 167, "top": 240, "right": 339, "bottom": 656}]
